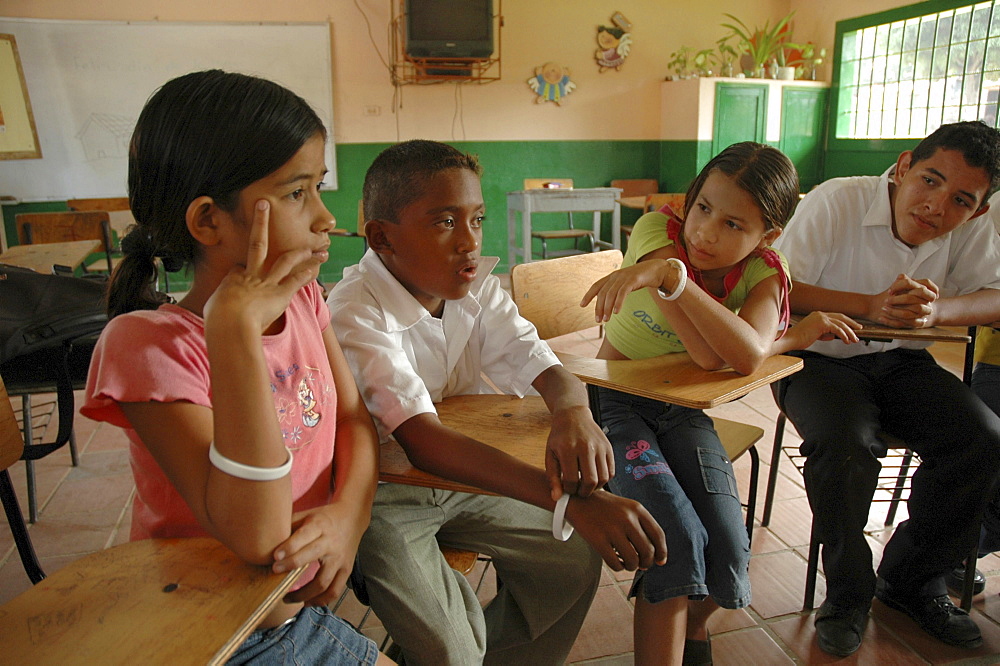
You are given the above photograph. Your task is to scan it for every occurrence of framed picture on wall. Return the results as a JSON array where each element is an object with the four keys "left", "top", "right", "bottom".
[{"left": 0, "top": 33, "right": 41, "bottom": 160}]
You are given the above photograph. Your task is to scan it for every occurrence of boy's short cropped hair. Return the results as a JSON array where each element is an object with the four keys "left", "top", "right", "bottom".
[
  {"left": 362, "top": 139, "right": 482, "bottom": 225},
  {"left": 911, "top": 120, "right": 1000, "bottom": 200}
]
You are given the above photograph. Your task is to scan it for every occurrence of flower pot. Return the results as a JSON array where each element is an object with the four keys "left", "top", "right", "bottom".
[{"left": 778, "top": 66, "right": 796, "bottom": 80}]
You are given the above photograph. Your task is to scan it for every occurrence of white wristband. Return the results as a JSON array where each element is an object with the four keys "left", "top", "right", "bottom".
[
  {"left": 552, "top": 494, "right": 574, "bottom": 541},
  {"left": 208, "top": 441, "right": 293, "bottom": 481},
  {"left": 656, "top": 257, "right": 687, "bottom": 301}
]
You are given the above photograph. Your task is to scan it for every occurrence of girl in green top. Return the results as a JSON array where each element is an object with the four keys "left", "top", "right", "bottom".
[{"left": 582, "top": 142, "right": 859, "bottom": 665}]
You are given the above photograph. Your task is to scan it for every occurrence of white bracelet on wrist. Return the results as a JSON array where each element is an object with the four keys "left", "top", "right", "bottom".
[
  {"left": 656, "top": 257, "right": 687, "bottom": 301},
  {"left": 552, "top": 494, "right": 574, "bottom": 541},
  {"left": 208, "top": 441, "right": 293, "bottom": 481}
]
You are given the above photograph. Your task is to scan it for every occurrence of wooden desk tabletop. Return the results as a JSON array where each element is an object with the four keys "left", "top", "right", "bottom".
[
  {"left": 788, "top": 315, "right": 972, "bottom": 344},
  {"left": 558, "top": 351, "right": 803, "bottom": 409},
  {"left": 0, "top": 239, "right": 101, "bottom": 274},
  {"left": 619, "top": 195, "right": 648, "bottom": 210},
  {"left": 379, "top": 394, "right": 550, "bottom": 494},
  {"left": 0, "top": 537, "right": 304, "bottom": 665}
]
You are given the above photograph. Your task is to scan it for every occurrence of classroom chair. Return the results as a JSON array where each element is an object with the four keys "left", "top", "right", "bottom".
[
  {"left": 0, "top": 370, "right": 306, "bottom": 663},
  {"left": 522, "top": 178, "right": 596, "bottom": 260},
  {"left": 15, "top": 211, "right": 116, "bottom": 274},
  {"left": 760, "top": 327, "right": 979, "bottom": 611},
  {"left": 619, "top": 193, "right": 687, "bottom": 240},
  {"left": 66, "top": 197, "right": 181, "bottom": 292},
  {"left": 612, "top": 179, "right": 659, "bottom": 243},
  {"left": 509, "top": 250, "right": 764, "bottom": 543}
]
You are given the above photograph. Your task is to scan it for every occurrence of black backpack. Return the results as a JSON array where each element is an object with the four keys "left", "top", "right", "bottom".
[
  {"left": 0, "top": 263, "right": 108, "bottom": 367},
  {"left": 0, "top": 264, "right": 110, "bottom": 459}
]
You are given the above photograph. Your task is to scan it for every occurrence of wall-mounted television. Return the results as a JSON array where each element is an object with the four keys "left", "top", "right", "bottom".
[{"left": 405, "top": 0, "right": 494, "bottom": 60}]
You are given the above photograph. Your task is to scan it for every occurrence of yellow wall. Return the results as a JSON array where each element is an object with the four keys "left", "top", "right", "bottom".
[{"left": 3, "top": 0, "right": 916, "bottom": 143}]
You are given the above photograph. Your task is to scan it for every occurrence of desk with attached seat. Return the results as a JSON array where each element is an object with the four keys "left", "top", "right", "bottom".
[{"left": 506, "top": 187, "right": 621, "bottom": 266}]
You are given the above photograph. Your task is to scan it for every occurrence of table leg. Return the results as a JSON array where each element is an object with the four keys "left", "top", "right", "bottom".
[
  {"left": 507, "top": 206, "right": 518, "bottom": 269},
  {"left": 611, "top": 201, "right": 621, "bottom": 250},
  {"left": 522, "top": 199, "right": 533, "bottom": 264}
]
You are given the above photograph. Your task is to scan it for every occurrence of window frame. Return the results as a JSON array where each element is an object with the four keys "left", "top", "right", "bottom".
[{"left": 829, "top": 0, "right": 990, "bottom": 158}]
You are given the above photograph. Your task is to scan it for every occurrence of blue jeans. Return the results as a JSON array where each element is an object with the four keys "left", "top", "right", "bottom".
[
  {"left": 597, "top": 387, "right": 751, "bottom": 608},
  {"left": 972, "top": 361, "right": 1000, "bottom": 555},
  {"left": 228, "top": 606, "right": 378, "bottom": 665}
]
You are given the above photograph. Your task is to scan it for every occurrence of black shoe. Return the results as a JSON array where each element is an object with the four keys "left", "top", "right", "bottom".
[
  {"left": 946, "top": 565, "right": 986, "bottom": 596},
  {"left": 814, "top": 599, "right": 869, "bottom": 657},
  {"left": 876, "top": 577, "right": 982, "bottom": 648},
  {"left": 682, "top": 631, "right": 712, "bottom": 665}
]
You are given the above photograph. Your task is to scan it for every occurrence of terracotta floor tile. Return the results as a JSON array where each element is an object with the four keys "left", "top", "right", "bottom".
[
  {"left": 711, "top": 626, "right": 795, "bottom": 665},
  {"left": 707, "top": 606, "right": 758, "bottom": 634},
  {"left": 749, "top": 550, "right": 827, "bottom": 619},
  {"left": 566, "top": 582, "right": 635, "bottom": 663},
  {"left": 763, "top": 495, "right": 815, "bottom": 549}
]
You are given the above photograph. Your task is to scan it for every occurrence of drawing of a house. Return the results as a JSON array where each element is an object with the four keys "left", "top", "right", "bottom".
[{"left": 77, "top": 113, "right": 133, "bottom": 160}]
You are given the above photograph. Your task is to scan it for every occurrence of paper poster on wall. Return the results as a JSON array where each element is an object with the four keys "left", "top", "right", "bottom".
[
  {"left": 0, "top": 19, "right": 337, "bottom": 202},
  {"left": 0, "top": 33, "right": 41, "bottom": 159}
]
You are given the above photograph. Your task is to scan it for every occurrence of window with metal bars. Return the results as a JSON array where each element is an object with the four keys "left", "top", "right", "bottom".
[{"left": 837, "top": 1, "right": 1000, "bottom": 139}]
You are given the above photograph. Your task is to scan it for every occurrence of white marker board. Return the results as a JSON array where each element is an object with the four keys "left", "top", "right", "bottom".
[{"left": 0, "top": 18, "right": 337, "bottom": 202}]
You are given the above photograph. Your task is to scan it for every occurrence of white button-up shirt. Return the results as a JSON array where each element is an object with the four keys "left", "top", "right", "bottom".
[
  {"left": 327, "top": 250, "right": 559, "bottom": 441},
  {"left": 775, "top": 169, "right": 1000, "bottom": 358}
]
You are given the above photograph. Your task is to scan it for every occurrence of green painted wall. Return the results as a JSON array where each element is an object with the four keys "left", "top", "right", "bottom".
[{"left": 4, "top": 139, "right": 679, "bottom": 287}]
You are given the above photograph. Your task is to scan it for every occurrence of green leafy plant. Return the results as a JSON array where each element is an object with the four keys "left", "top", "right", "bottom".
[
  {"left": 693, "top": 48, "right": 716, "bottom": 76},
  {"left": 721, "top": 11, "right": 795, "bottom": 74},
  {"left": 716, "top": 35, "right": 739, "bottom": 71},
  {"left": 667, "top": 46, "right": 694, "bottom": 80},
  {"left": 781, "top": 42, "right": 827, "bottom": 78}
]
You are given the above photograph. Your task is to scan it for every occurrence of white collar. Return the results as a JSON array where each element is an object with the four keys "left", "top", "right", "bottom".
[{"left": 357, "top": 250, "right": 500, "bottom": 333}]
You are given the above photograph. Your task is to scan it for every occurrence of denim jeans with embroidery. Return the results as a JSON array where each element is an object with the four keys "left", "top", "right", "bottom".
[{"left": 597, "top": 386, "right": 751, "bottom": 608}]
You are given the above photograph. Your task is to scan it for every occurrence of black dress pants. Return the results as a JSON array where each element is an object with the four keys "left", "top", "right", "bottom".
[{"left": 773, "top": 348, "right": 1000, "bottom": 607}]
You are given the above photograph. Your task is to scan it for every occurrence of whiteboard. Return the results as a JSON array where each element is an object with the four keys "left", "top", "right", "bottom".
[{"left": 0, "top": 18, "right": 337, "bottom": 202}]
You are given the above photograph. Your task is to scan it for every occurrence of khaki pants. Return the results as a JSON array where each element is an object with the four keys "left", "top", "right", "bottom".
[{"left": 355, "top": 483, "right": 602, "bottom": 666}]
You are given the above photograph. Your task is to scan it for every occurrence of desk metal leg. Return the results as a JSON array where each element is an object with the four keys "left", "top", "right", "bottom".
[
  {"left": 522, "top": 200, "right": 532, "bottom": 264},
  {"left": 507, "top": 207, "right": 518, "bottom": 269},
  {"left": 611, "top": 202, "right": 621, "bottom": 250}
]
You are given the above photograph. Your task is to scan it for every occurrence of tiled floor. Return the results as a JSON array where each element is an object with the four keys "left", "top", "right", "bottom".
[{"left": 3, "top": 325, "right": 1000, "bottom": 664}]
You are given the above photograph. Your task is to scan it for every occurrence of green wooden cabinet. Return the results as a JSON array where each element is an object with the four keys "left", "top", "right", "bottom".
[
  {"left": 779, "top": 87, "right": 829, "bottom": 191},
  {"left": 660, "top": 79, "right": 829, "bottom": 193},
  {"left": 713, "top": 84, "right": 768, "bottom": 156}
]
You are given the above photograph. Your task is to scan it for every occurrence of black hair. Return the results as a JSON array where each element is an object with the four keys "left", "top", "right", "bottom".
[
  {"left": 911, "top": 120, "right": 1000, "bottom": 202},
  {"left": 108, "top": 69, "right": 326, "bottom": 317},
  {"left": 598, "top": 25, "right": 625, "bottom": 39},
  {"left": 684, "top": 142, "right": 800, "bottom": 232},
  {"left": 362, "top": 140, "right": 482, "bottom": 224}
]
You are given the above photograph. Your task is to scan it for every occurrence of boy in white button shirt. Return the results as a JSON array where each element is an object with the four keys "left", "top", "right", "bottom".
[
  {"left": 773, "top": 121, "right": 1000, "bottom": 657},
  {"left": 328, "top": 140, "right": 667, "bottom": 665}
]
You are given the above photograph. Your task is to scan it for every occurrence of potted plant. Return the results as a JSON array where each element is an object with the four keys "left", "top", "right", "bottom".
[
  {"left": 716, "top": 35, "right": 739, "bottom": 78},
  {"left": 666, "top": 46, "right": 694, "bottom": 80},
  {"left": 721, "top": 11, "right": 794, "bottom": 78},
  {"left": 693, "top": 48, "right": 716, "bottom": 77}
]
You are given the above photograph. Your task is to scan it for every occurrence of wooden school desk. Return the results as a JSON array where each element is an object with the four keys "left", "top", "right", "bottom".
[
  {"left": 506, "top": 187, "right": 622, "bottom": 267},
  {"left": 0, "top": 537, "right": 305, "bottom": 665},
  {"left": 379, "top": 394, "right": 548, "bottom": 494},
  {"left": 557, "top": 351, "right": 803, "bottom": 410},
  {"left": 0, "top": 239, "right": 101, "bottom": 274}
]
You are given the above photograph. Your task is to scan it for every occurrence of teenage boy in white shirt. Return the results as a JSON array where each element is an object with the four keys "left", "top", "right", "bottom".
[
  {"left": 773, "top": 120, "right": 1000, "bottom": 657},
  {"left": 328, "top": 139, "right": 667, "bottom": 666}
]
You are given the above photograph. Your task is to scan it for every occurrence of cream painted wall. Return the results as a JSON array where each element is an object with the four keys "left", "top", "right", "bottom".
[{"left": 4, "top": 0, "right": 916, "bottom": 143}]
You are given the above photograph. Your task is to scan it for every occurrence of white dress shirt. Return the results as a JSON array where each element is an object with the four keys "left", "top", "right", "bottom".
[
  {"left": 327, "top": 250, "right": 560, "bottom": 441},
  {"left": 775, "top": 169, "right": 1000, "bottom": 358}
]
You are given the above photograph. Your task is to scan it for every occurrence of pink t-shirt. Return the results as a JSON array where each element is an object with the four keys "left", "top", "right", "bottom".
[{"left": 82, "top": 282, "right": 337, "bottom": 543}]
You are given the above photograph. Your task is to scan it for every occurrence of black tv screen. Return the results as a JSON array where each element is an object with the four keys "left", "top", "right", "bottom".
[{"left": 405, "top": 0, "right": 494, "bottom": 59}]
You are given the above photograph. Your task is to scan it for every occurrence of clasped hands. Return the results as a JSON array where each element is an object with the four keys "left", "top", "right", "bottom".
[{"left": 871, "top": 273, "right": 939, "bottom": 328}]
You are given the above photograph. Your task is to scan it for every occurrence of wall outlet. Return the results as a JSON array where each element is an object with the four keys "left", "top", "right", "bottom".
[{"left": 363, "top": 105, "right": 381, "bottom": 117}]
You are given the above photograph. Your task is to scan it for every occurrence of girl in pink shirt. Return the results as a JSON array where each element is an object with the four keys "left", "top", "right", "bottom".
[{"left": 82, "top": 70, "right": 390, "bottom": 665}]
